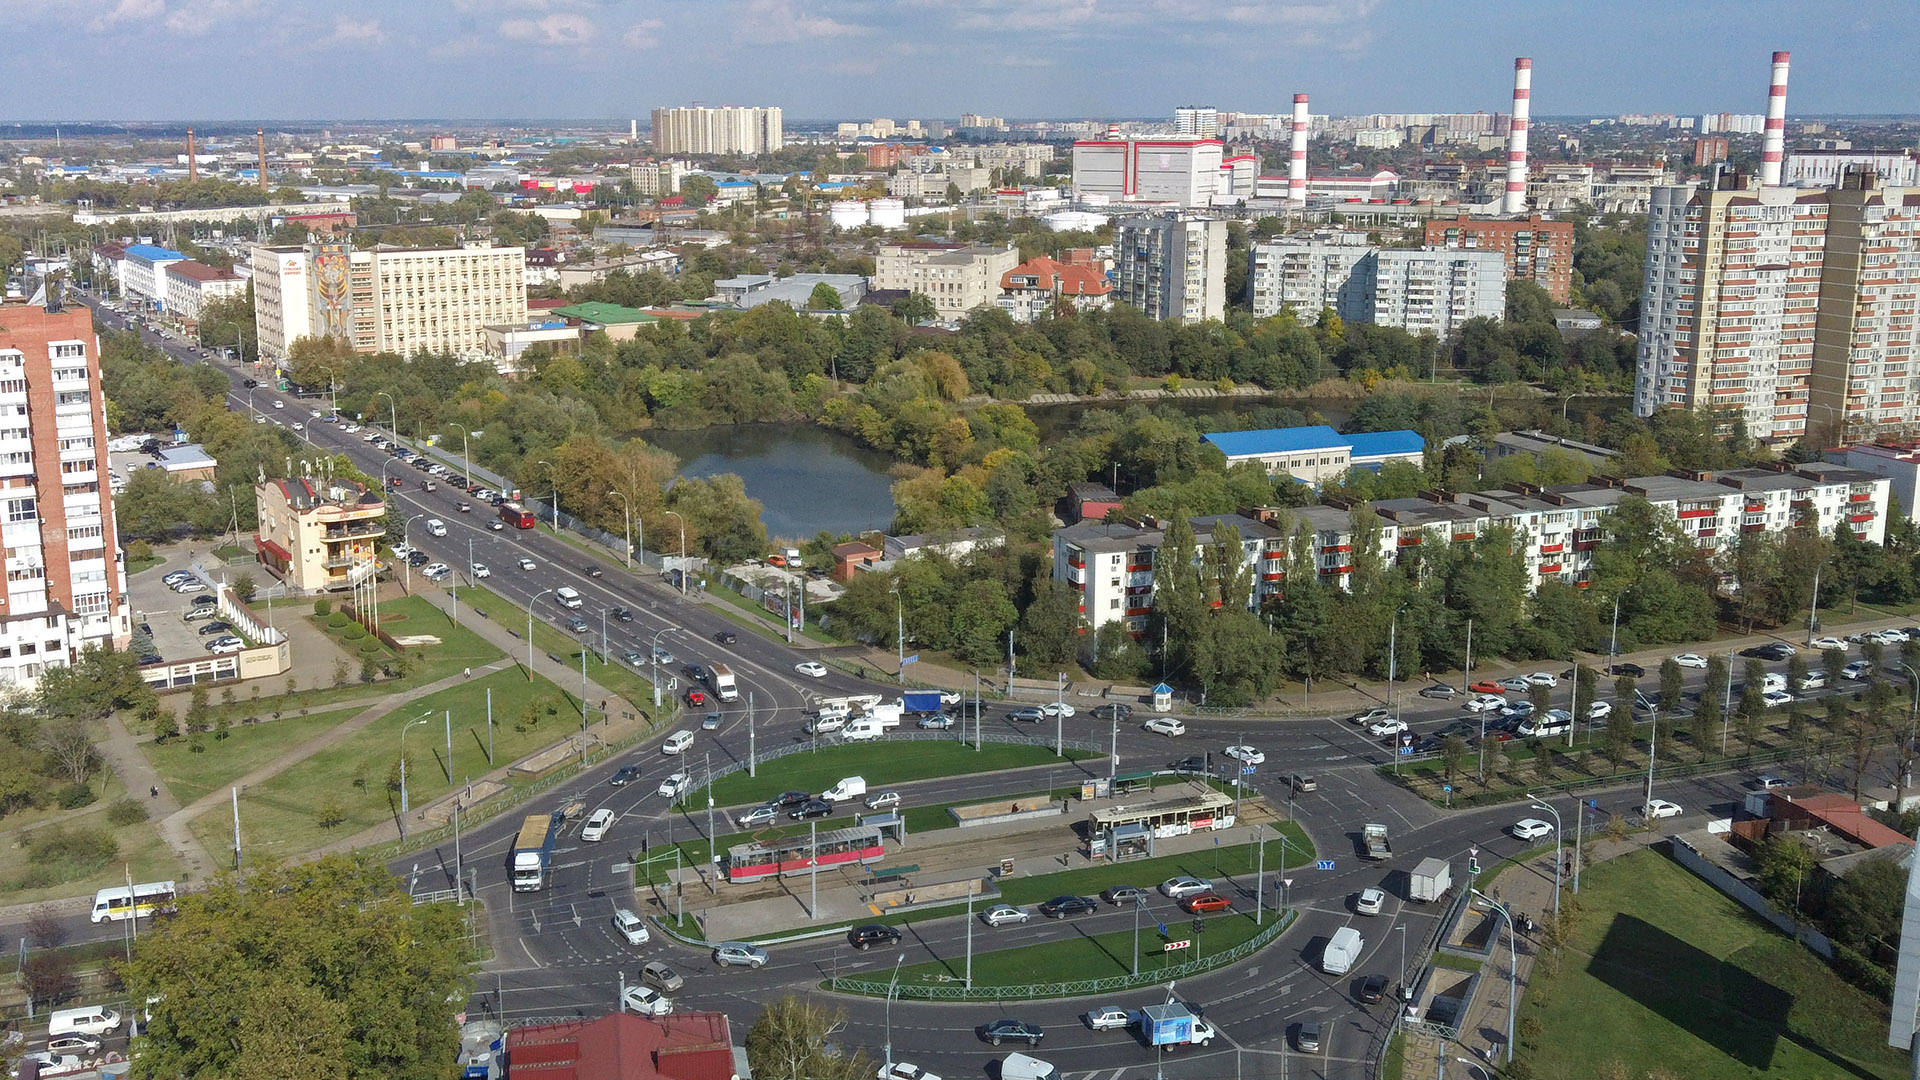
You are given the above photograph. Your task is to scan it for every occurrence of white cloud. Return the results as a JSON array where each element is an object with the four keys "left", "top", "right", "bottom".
[
  {"left": 733, "top": 0, "right": 864, "bottom": 44},
  {"left": 87, "top": 0, "right": 164, "bottom": 32},
  {"left": 162, "top": 0, "right": 260, "bottom": 35},
  {"left": 500, "top": 12, "right": 595, "bottom": 46},
  {"left": 324, "top": 16, "right": 388, "bottom": 46},
  {"left": 621, "top": 18, "right": 664, "bottom": 48}
]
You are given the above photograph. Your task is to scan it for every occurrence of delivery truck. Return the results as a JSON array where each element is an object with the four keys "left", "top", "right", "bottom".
[
  {"left": 861, "top": 702, "right": 905, "bottom": 729},
  {"left": 511, "top": 812, "right": 564, "bottom": 891},
  {"left": 1408, "top": 857, "right": 1453, "bottom": 902},
  {"left": 900, "top": 690, "right": 944, "bottom": 714},
  {"left": 1139, "top": 1002, "right": 1216, "bottom": 1049},
  {"left": 1362, "top": 823, "right": 1392, "bottom": 860},
  {"left": 709, "top": 663, "right": 739, "bottom": 702}
]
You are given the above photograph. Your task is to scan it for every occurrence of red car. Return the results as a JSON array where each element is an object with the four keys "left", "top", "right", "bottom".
[
  {"left": 1467, "top": 680, "right": 1505, "bottom": 695},
  {"left": 1181, "top": 893, "right": 1232, "bottom": 914},
  {"left": 686, "top": 689, "right": 707, "bottom": 706}
]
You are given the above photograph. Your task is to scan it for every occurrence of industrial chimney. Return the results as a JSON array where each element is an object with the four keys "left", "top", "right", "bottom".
[
  {"left": 257, "top": 129, "right": 268, "bottom": 191},
  {"left": 1761, "top": 51, "right": 1789, "bottom": 187},
  {"left": 1503, "top": 57, "right": 1532, "bottom": 215},
  {"left": 1289, "top": 93, "right": 1310, "bottom": 208},
  {"left": 186, "top": 127, "right": 197, "bottom": 181}
]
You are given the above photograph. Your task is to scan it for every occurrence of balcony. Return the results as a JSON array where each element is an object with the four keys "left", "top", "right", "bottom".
[
  {"left": 323, "top": 521, "right": 386, "bottom": 539},
  {"left": 1063, "top": 565, "right": 1087, "bottom": 585}
]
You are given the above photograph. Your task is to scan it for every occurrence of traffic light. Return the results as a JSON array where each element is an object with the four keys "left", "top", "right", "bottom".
[
  {"left": 1468, "top": 855, "right": 1481, "bottom": 875},
  {"left": 1191, "top": 916, "right": 1205, "bottom": 936}
]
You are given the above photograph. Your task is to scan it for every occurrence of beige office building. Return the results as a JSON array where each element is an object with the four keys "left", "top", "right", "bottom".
[
  {"left": 874, "top": 242, "right": 1021, "bottom": 322},
  {"left": 650, "top": 106, "right": 784, "bottom": 156},
  {"left": 251, "top": 242, "right": 527, "bottom": 363}
]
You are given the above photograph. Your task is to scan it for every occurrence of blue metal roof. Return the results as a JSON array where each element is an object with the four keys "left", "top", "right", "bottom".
[
  {"left": 1347, "top": 430, "right": 1426, "bottom": 459},
  {"left": 1202, "top": 425, "right": 1346, "bottom": 458},
  {"left": 123, "top": 244, "right": 186, "bottom": 262}
]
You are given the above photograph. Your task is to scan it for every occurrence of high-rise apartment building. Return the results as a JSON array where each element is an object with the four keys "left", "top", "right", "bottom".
[
  {"left": 1422, "top": 214, "right": 1574, "bottom": 304},
  {"left": 1174, "top": 106, "right": 1219, "bottom": 139},
  {"left": 1113, "top": 213, "right": 1227, "bottom": 324},
  {"left": 252, "top": 242, "right": 528, "bottom": 363},
  {"left": 1249, "top": 235, "right": 1506, "bottom": 338},
  {"left": 649, "top": 106, "right": 783, "bottom": 156},
  {"left": 0, "top": 301, "right": 128, "bottom": 687},
  {"left": 1633, "top": 171, "right": 1920, "bottom": 444}
]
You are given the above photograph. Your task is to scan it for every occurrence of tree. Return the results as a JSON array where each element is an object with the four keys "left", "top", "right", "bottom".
[
  {"left": 1825, "top": 855, "right": 1906, "bottom": 956},
  {"left": 1441, "top": 735, "right": 1469, "bottom": 782},
  {"left": 1755, "top": 834, "right": 1817, "bottom": 915},
  {"left": 1603, "top": 702, "right": 1635, "bottom": 763},
  {"left": 36, "top": 645, "right": 145, "bottom": 723},
  {"left": 1823, "top": 647, "right": 1848, "bottom": 690},
  {"left": 806, "top": 282, "right": 844, "bottom": 310},
  {"left": 124, "top": 853, "right": 470, "bottom": 1079},
  {"left": 1017, "top": 577, "right": 1082, "bottom": 669},
  {"left": 745, "top": 994, "right": 870, "bottom": 1080},
  {"left": 232, "top": 572, "right": 259, "bottom": 603},
  {"left": 1659, "top": 659, "right": 1685, "bottom": 717},
  {"left": 38, "top": 720, "right": 100, "bottom": 786}
]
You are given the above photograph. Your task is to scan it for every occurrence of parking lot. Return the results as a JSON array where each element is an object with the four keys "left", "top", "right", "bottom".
[{"left": 131, "top": 567, "right": 242, "bottom": 662}]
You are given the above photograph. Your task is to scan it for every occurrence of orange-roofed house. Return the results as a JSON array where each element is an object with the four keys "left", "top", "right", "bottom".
[
  {"left": 505, "top": 1011, "right": 742, "bottom": 1080},
  {"left": 996, "top": 255, "right": 1113, "bottom": 323}
]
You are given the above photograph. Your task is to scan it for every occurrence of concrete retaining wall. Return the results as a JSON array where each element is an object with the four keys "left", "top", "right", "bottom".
[
  {"left": 949, "top": 801, "right": 1068, "bottom": 828},
  {"left": 1670, "top": 836, "right": 1833, "bottom": 959}
]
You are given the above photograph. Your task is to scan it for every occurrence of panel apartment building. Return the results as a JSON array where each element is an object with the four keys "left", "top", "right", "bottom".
[
  {"left": 873, "top": 242, "right": 1020, "bottom": 323},
  {"left": 1632, "top": 170, "right": 1920, "bottom": 444},
  {"left": 253, "top": 241, "right": 528, "bottom": 363},
  {"left": 650, "top": 106, "right": 784, "bottom": 156},
  {"left": 1055, "top": 462, "right": 1890, "bottom": 632},
  {"left": 0, "top": 301, "right": 128, "bottom": 686},
  {"left": 1113, "top": 213, "right": 1227, "bottom": 324},
  {"left": 1248, "top": 234, "right": 1506, "bottom": 338},
  {"left": 1422, "top": 214, "right": 1575, "bottom": 305}
]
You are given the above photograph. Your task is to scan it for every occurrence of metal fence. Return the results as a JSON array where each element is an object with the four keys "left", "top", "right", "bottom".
[{"left": 825, "top": 908, "right": 1295, "bottom": 1001}]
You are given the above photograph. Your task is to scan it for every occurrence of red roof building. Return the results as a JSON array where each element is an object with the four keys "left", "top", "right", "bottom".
[
  {"left": 506, "top": 1012, "right": 739, "bottom": 1080},
  {"left": 996, "top": 254, "right": 1113, "bottom": 323}
]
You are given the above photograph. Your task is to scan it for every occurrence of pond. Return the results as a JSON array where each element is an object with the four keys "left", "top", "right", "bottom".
[{"left": 642, "top": 423, "right": 899, "bottom": 542}]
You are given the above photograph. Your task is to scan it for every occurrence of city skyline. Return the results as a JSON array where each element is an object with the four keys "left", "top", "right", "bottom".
[{"left": 3, "top": 0, "right": 1916, "bottom": 123}]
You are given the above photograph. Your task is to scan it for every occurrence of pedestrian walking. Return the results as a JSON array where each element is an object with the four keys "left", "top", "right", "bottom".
[{"left": 149, "top": 785, "right": 159, "bottom": 798}]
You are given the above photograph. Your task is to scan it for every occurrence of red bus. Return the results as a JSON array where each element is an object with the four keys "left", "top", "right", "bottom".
[
  {"left": 500, "top": 502, "right": 536, "bottom": 529},
  {"left": 724, "top": 825, "right": 885, "bottom": 884}
]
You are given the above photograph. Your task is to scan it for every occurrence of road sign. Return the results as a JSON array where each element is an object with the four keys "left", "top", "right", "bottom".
[
  {"left": 1158, "top": 922, "right": 1169, "bottom": 936},
  {"left": 1316, "top": 859, "right": 1335, "bottom": 871},
  {"left": 1242, "top": 765, "right": 1256, "bottom": 775},
  {"left": 1444, "top": 784, "right": 1453, "bottom": 793},
  {"left": 1163, "top": 940, "right": 1191, "bottom": 951},
  {"left": 901, "top": 654, "right": 919, "bottom": 667},
  {"left": 1282, "top": 878, "right": 1294, "bottom": 889}
]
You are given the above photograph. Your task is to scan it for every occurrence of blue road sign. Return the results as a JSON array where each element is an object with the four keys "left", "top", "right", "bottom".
[
  {"left": 1158, "top": 922, "right": 1169, "bottom": 936},
  {"left": 1242, "top": 765, "right": 1256, "bottom": 775},
  {"left": 1444, "top": 784, "right": 1453, "bottom": 793},
  {"left": 1399, "top": 746, "right": 1415, "bottom": 755},
  {"left": 1316, "top": 859, "right": 1335, "bottom": 871},
  {"left": 901, "top": 655, "right": 919, "bottom": 666}
]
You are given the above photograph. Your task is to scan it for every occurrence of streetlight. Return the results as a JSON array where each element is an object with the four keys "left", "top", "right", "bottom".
[
  {"left": 1395, "top": 922, "right": 1408, "bottom": 1001},
  {"left": 664, "top": 509, "right": 686, "bottom": 595},
  {"left": 607, "top": 490, "right": 634, "bottom": 571},
  {"left": 1389, "top": 602, "right": 1409, "bottom": 718},
  {"left": 1896, "top": 662, "right": 1920, "bottom": 801},
  {"left": 1528, "top": 796, "right": 1563, "bottom": 916},
  {"left": 1469, "top": 888, "right": 1518, "bottom": 1063},
  {"left": 527, "top": 589, "right": 554, "bottom": 679},
  {"left": 650, "top": 626, "right": 680, "bottom": 709},
  {"left": 536, "top": 459, "right": 560, "bottom": 529},
  {"left": 883, "top": 951, "right": 907, "bottom": 1070},
  {"left": 397, "top": 711, "right": 433, "bottom": 837},
  {"left": 375, "top": 390, "right": 398, "bottom": 445},
  {"left": 1644, "top": 703, "right": 1661, "bottom": 810}
]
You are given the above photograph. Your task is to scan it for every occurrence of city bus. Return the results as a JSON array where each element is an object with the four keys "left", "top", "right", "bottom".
[
  {"left": 724, "top": 825, "right": 886, "bottom": 884},
  {"left": 499, "top": 502, "right": 537, "bottom": 529},
  {"left": 90, "top": 880, "right": 177, "bottom": 923}
]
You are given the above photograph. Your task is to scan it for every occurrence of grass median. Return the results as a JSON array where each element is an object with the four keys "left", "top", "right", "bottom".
[
  {"left": 693, "top": 741, "right": 1099, "bottom": 810},
  {"left": 1513, "top": 847, "right": 1906, "bottom": 1079},
  {"left": 459, "top": 584, "right": 656, "bottom": 710}
]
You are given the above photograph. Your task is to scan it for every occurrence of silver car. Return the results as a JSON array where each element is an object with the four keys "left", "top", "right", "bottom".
[{"left": 713, "top": 942, "right": 768, "bottom": 968}]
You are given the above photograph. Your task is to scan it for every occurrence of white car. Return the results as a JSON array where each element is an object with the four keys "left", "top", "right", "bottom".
[
  {"left": 1525, "top": 671, "right": 1558, "bottom": 687},
  {"left": 1142, "top": 717, "right": 1186, "bottom": 737},
  {"left": 736, "top": 805, "right": 779, "bottom": 828},
  {"left": 1585, "top": 700, "right": 1612, "bottom": 720},
  {"left": 291, "top": 422, "right": 304, "bottom": 432},
  {"left": 794, "top": 661, "right": 828, "bottom": 678},
  {"left": 1510, "top": 818, "right": 1553, "bottom": 841},
  {"left": 1039, "top": 701, "right": 1076, "bottom": 719},
  {"left": 1642, "top": 799, "right": 1682, "bottom": 820},
  {"left": 340, "top": 423, "right": 359, "bottom": 433},
  {"left": 470, "top": 562, "right": 490, "bottom": 578},
  {"left": 612, "top": 907, "right": 650, "bottom": 945},
  {"left": 425, "top": 519, "right": 447, "bottom": 537},
  {"left": 1223, "top": 745, "right": 1265, "bottom": 765},
  {"left": 1843, "top": 660, "right": 1873, "bottom": 680},
  {"left": 1671, "top": 653, "right": 1708, "bottom": 669},
  {"left": 1464, "top": 694, "right": 1506, "bottom": 713},
  {"left": 1084, "top": 1006, "right": 1133, "bottom": 1032},
  {"left": 981, "top": 904, "right": 1029, "bottom": 927},
  {"left": 581, "top": 807, "right": 614, "bottom": 842},
  {"left": 272, "top": 400, "right": 284, "bottom": 409},
  {"left": 1355, "top": 887, "right": 1385, "bottom": 916},
  {"left": 1761, "top": 689, "right": 1794, "bottom": 708},
  {"left": 1160, "top": 876, "right": 1212, "bottom": 899},
  {"left": 878, "top": 1063, "right": 942, "bottom": 1080},
  {"left": 1368, "top": 717, "right": 1409, "bottom": 739},
  {"left": 12, "top": 1053, "right": 82, "bottom": 1077},
  {"left": 1874, "top": 629, "right": 1910, "bottom": 645},
  {"left": 1796, "top": 672, "right": 1828, "bottom": 691},
  {"left": 1809, "top": 636, "right": 1848, "bottom": 652},
  {"left": 422, "top": 563, "right": 451, "bottom": 580},
  {"left": 621, "top": 983, "right": 672, "bottom": 1016},
  {"left": 489, "top": 520, "right": 505, "bottom": 530},
  {"left": 517, "top": 557, "right": 536, "bottom": 571},
  {"left": 657, "top": 771, "right": 692, "bottom": 798},
  {"left": 207, "top": 636, "right": 245, "bottom": 654}
]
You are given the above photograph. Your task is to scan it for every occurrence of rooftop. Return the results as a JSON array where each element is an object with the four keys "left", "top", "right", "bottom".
[
  {"left": 1202, "top": 425, "right": 1347, "bottom": 458},
  {"left": 551, "top": 301, "right": 659, "bottom": 326},
  {"left": 123, "top": 243, "right": 187, "bottom": 262}
]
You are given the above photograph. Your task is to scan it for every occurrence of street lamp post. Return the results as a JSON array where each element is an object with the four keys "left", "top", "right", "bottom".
[
  {"left": 1470, "top": 888, "right": 1518, "bottom": 1063},
  {"left": 1528, "top": 797, "right": 1563, "bottom": 916},
  {"left": 536, "top": 459, "right": 560, "bottom": 530},
  {"left": 1644, "top": 703, "right": 1660, "bottom": 809},
  {"left": 375, "top": 390, "right": 398, "bottom": 445},
  {"left": 663, "top": 510, "right": 686, "bottom": 595},
  {"left": 608, "top": 490, "right": 633, "bottom": 571},
  {"left": 1395, "top": 922, "right": 1408, "bottom": 1001},
  {"left": 397, "top": 712, "right": 433, "bottom": 838},
  {"left": 527, "top": 589, "right": 554, "bottom": 679},
  {"left": 1896, "top": 662, "right": 1920, "bottom": 802},
  {"left": 883, "top": 951, "right": 907, "bottom": 1070},
  {"left": 650, "top": 627, "right": 679, "bottom": 709}
]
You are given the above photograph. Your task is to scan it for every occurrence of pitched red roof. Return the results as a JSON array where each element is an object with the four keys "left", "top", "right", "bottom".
[
  {"left": 1000, "top": 255, "right": 1111, "bottom": 297},
  {"left": 506, "top": 1012, "right": 735, "bottom": 1080},
  {"left": 166, "top": 260, "right": 240, "bottom": 283}
]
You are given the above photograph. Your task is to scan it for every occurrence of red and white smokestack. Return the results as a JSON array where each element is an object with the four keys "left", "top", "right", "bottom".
[
  {"left": 186, "top": 127, "right": 197, "bottom": 182},
  {"left": 1289, "top": 93, "right": 1310, "bottom": 208},
  {"left": 1503, "top": 57, "right": 1532, "bottom": 215},
  {"left": 1761, "top": 50, "right": 1789, "bottom": 186}
]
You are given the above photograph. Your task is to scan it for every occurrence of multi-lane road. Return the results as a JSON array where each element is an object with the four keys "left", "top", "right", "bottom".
[{"left": 58, "top": 296, "right": 1904, "bottom": 1077}]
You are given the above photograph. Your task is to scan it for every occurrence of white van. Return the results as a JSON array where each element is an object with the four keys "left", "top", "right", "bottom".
[
  {"left": 50, "top": 1004, "right": 121, "bottom": 1036},
  {"left": 1322, "top": 926, "right": 1364, "bottom": 975},
  {"left": 822, "top": 776, "right": 867, "bottom": 803},
  {"left": 662, "top": 730, "right": 694, "bottom": 755},
  {"left": 1762, "top": 672, "right": 1788, "bottom": 694},
  {"left": 555, "top": 586, "right": 583, "bottom": 609},
  {"left": 841, "top": 719, "right": 883, "bottom": 742},
  {"left": 1000, "top": 1053, "right": 1061, "bottom": 1080},
  {"left": 426, "top": 519, "right": 447, "bottom": 537}
]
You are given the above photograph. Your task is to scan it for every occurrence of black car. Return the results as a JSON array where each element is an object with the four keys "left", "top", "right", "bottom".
[
  {"left": 242, "top": 378, "right": 258, "bottom": 388},
  {"left": 1090, "top": 703, "right": 1134, "bottom": 721},
  {"left": 1433, "top": 720, "right": 1479, "bottom": 739},
  {"left": 1418, "top": 683, "right": 1458, "bottom": 700},
  {"left": 714, "top": 630, "right": 738, "bottom": 645},
  {"left": 610, "top": 606, "right": 634, "bottom": 622},
  {"left": 136, "top": 653, "right": 163, "bottom": 666},
  {"left": 191, "top": 594, "right": 216, "bottom": 607},
  {"left": 790, "top": 799, "right": 834, "bottom": 820},
  {"left": 1357, "top": 973, "right": 1389, "bottom": 1004},
  {"left": 583, "top": 565, "right": 605, "bottom": 578},
  {"left": 197, "top": 621, "right": 233, "bottom": 636},
  {"left": 978, "top": 1018, "right": 1044, "bottom": 1046},
  {"left": 1101, "top": 885, "right": 1146, "bottom": 905},
  {"left": 1038, "top": 895, "right": 1099, "bottom": 918},
  {"left": 771, "top": 790, "right": 811, "bottom": 809},
  {"left": 1409, "top": 735, "right": 1444, "bottom": 755},
  {"left": 1170, "top": 755, "right": 1209, "bottom": 775},
  {"left": 1742, "top": 642, "right": 1796, "bottom": 661},
  {"left": 407, "top": 552, "right": 430, "bottom": 567},
  {"left": 1605, "top": 662, "right": 1646, "bottom": 677},
  {"left": 610, "top": 765, "right": 641, "bottom": 787},
  {"left": 847, "top": 924, "right": 902, "bottom": 951},
  {"left": 686, "top": 664, "right": 709, "bottom": 683}
]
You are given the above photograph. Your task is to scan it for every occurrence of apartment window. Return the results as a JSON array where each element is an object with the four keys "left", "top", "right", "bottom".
[
  {"left": 6, "top": 498, "right": 34, "bottom": 522},
  {"left": 1109, "top": 599, "right": 1121, "bottom": 609},
  {"left": 52, "top": 344, "right": 84, "bottom": 359},
  {"left": 18, "top": 643, "right": 34, "bottom": 655}
]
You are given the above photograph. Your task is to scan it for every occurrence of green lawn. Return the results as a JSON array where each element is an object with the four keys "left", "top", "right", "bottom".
[
  {"left": 186, "top": 667, "right": 587, "bottom": 861},
  {"left": 705, "top": 579, "right": 836, "bottom": 645},
  {"left": 0, "top": 820, "right": 183, "bottom": 905},
  {"left": 125, "top": 552, "right": 164, "bottom": 576},
  {"left": 897, "top": 906, "right": 1276, "bottom": 990},
  {"left": 1514, "top": 848, "right": 1908, "bottom": 1080},
  {"left": 694, "top": 741, "right": 1099, "bottom": 810},
  {"left": 459, "top": 584, "right": 656, "bottom": 709},
  {"left": 145, "top": 710, "right": 348, "bottom": 804}
]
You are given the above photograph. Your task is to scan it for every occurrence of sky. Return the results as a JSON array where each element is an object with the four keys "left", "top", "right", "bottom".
[{"left": 3, "top": 0, "right": 1917, "bottom": 124}]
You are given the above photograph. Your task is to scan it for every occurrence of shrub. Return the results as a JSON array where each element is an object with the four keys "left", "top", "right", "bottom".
[
  {"left": 127, "top": 539, "right": 153, "bottom": 563},
  {"left": 327, "top": 613, "right": 350, "bottom": 629},
  {"left": 343, "top": 623, "right": 366, "bottom": 641},
  {"left": 105, "top": 799, "right": 148, "bottom": 826},
  {"left": 359, "top": 637, "right": 384, "bottom": 654},
  {"left": 1831, "top": 941, "right": 1894, "bottom": 1002},
  {"left": 56, "top": 783, "right": 96, "bottom": 810},
  {"left": 314, "top": 598, "right": 332, "bottom": 617},
  {"left": 25, "top": 825, "right": 117, "bottom": 878}
]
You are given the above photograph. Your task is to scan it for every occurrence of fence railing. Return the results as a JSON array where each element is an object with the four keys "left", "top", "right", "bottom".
[{"left": 825, "top": 908, "right": 1295, "bottom": 1001}]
